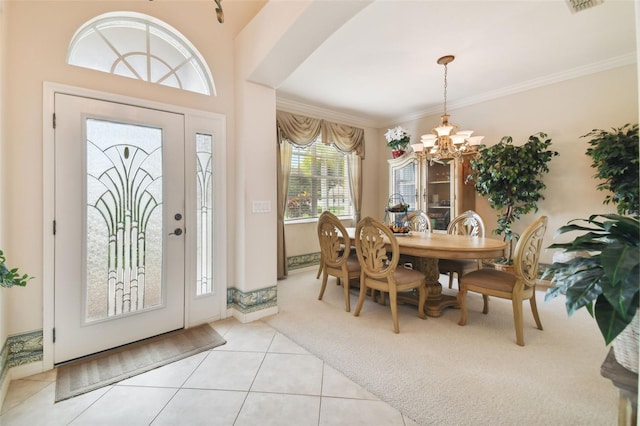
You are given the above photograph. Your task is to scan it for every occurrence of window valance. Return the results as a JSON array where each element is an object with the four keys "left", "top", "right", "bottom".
[{"left": 276, "top": 111, "right": 365, "bottom": 159}]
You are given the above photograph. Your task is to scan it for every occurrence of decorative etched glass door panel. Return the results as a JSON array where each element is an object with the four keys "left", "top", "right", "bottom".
[
  {"left": 196, "top": 133, "right": 213, "bottom": 296},
  {"left": 85, "top": 119, "right": 164, "bottom": 320},
  {"left": 54, "top": 93, "right": 184, "bottom": 363}
]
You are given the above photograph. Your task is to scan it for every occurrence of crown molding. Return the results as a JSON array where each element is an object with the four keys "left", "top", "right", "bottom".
[
  {"left": 392, "top": 53, "right": 637, "bottom": 126},
  {"left": 277, "top": 53, "right": 636, "bottom": 130}
]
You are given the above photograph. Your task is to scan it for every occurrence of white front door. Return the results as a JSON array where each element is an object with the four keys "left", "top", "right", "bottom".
[{"left": 53, "top": 93, "right": 185, "bottom": 363}]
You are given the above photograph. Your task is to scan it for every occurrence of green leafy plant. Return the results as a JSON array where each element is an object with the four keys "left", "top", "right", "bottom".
[
  {"left": 467, "top": 132, "right": 558, "bottom": 262},
  {"left": 584, "top": 123, "right": 639, "bottom": 215},
  {"left": 543, "top": 214, "right": 639, "bottom": 345},
  {"left": 0, "top": 250, "right": 32, "bottom": 288},
  {"left": 384, "top": 126, "right": 411, "bottom": 151}
]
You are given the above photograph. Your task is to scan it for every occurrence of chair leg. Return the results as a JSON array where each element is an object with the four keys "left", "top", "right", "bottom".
[
  {"left": 416, "top": 284, "right": 427, "bottom": 320},
  {"left": 457, "top": 288, "right": 468, "bottom": 326},
  {"left": 389, "top": 289, "right": 399, "bottom": 333},
  {"left": 482, "top": 294, "right": 489, "bottom": 314},
  {"left": 530, "top": 293, "right": 543, "bottom": 330},
  {"left": 318, "top": 271, "right": 328, "bottom": 301},
  {"left": 342, "top": 275, "right": 351, "bottom": 312},
  {"left": 448, "top": 272, "right": 454, "bottom": 289},
  {"left": 354, "top": 280, "right": 367, "bottom": 317},
  {"left": 316, "top": 259, "right": 323, "bottom": 279},
  {"left": 512, "top": 298, "right": 525, "bottom": 346}
]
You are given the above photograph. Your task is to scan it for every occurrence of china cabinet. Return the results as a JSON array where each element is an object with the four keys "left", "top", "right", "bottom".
[{"left": 388, "top": 152, "right": 475, "bottom": 232}]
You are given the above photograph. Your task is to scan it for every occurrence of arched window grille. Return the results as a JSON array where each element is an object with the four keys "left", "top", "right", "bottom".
[{"left": 67, "top": 12, "right": 215, "bottom": 96}]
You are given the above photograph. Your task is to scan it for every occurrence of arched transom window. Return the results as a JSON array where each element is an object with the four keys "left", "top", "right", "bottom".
[{"left": 68, "top": 12, "right": 215, "bottom": 96}]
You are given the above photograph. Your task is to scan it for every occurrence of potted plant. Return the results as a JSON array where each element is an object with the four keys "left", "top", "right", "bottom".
[
  {"left": 543, "top": 123, "right": 639, "bottom": 373},
  {"left": 384, "top": 126, "right": 411, "bottom": 158},
  {"left": 0, "top": 249, "right": 32, "bottom": 288},
  {"left": 466, "top": 132, "right": 558, "bottom": 263}
]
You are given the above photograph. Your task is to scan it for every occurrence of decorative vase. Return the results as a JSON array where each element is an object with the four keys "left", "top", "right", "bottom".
[
  {"left": 612, "top": 311, "right": 639, "bottom": 373},
  {"left": 391, "top": 149, "right": 405, "bottom": 159}
]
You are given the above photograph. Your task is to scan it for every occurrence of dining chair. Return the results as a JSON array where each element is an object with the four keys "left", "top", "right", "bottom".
[
  {"left": 353, "top": 216, "right": 427, "bottom": 333},
  {"left": 406, "top": 210, "right": 432, "bottom": 233},
  {"left": 457, "top": 216, "right": 548, "bottom": 346},
  {"left": 317, "top": 211, "right": 360, "bottom": 312},
  {"left": 438, "top": 210, "right": 485, "bottom": 289}
]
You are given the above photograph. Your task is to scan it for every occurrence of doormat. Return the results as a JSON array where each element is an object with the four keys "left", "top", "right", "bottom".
[{"left": 55, "top": 323, "right": 226, "bottom": 402}]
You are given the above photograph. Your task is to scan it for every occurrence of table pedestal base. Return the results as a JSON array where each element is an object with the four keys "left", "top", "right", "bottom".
[{"left": 400, "top": 256, "right": 459, "bottom": 317}]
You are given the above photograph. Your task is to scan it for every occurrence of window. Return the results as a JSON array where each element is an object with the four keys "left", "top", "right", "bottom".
[
  {"left": 68, "top": 12, "right": 215, "bottom": 96},
  {"left": 286, "top": 140, "right": 352, "bottom": 221}
]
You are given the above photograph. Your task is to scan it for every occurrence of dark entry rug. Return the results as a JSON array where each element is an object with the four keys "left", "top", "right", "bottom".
[{"left": 55, "top": 323, "right": 226, "bottom": 402}]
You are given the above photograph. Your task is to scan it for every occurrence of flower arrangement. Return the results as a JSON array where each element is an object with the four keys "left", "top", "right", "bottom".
[{"left": 384, "top": 126, "right": 411, "bottom": 151}]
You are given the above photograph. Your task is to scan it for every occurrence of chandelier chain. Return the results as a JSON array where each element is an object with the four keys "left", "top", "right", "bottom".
[{"left": 443, "top": 63, "right": 448, "bottom": 116}]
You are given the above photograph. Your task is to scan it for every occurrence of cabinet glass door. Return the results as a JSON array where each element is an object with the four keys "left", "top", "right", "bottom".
[{"left": 426, "top": 161, "right": 452, "bottom": 231}]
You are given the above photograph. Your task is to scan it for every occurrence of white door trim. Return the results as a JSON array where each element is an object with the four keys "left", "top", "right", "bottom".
[{"left": 42, "top": 82, "right": 228, "bottom": 370}]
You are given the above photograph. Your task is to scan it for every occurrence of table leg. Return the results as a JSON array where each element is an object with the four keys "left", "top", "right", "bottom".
[{"left": 399, "top": 256, "right": 458, "bottom": 317}]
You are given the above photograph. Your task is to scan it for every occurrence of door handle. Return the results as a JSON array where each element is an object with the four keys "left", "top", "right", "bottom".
[{"left": 169, "top": 228, "right": 183, "bottom": 236}]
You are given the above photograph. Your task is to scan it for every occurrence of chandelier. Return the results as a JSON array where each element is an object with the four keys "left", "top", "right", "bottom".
[{"left": 411, "top": 55, "right": 484, "bottom": 161}]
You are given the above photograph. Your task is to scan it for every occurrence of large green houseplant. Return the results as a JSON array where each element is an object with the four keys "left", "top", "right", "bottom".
[
  {"left": 467, "top": 132, "right": 558, "bottom": 262},
  {"left": 543, "top": 123, "right": 639, "bottom": 372},
  {"left": 0, "top": 249, "right": 32, "bottom": 288}
]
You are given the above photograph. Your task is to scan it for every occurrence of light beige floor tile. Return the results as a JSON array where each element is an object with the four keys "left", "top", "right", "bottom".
[
  {"left": 321, "top": 364, "right": 377, "bottom": 400},
  {"left": 151, "top": 388, "right": 246, "bottom": 425},
  {"left": 69, "top": 386, "right": 177, "bottom": 425},
  {"left": 268, "top": 332, "right": 310, "bottom": 355},
  {"left": 183, "top": 350, "right": 264, "bottom": 391},
  {"left": 0, "top": 382, "right": 111, "bottom": 426},
  {"left": 22, "top": 369, "right": 57, "bottom": 382},
  {"left": 215, "top": 321, "right": 276, "bottom": 352},
  {"left": 319, "top": 397, "right": 406, "bottom": 426},
  {"left": 117, "top": 351, "right": 207, "bottom": 388},
  {"left": 235, "top": 392, "right": 320, "bottom": 426},
  {"left": 251, "top": 353, "right": 322, "bottom": 395},
  {"left": 209, "top": 317, "right": 237, "bottom": 337},
  {"left": 1, "top": 379, "right": 52, "bottom": 414}
]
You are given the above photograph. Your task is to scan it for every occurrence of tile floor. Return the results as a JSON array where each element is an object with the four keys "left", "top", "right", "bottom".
[{"left": 0, "top": 318, "right": 417, "bottom": 426}]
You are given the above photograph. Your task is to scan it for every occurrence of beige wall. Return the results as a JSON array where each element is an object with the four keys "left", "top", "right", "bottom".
[
  {"left": 0, "top": 0, "right": 7, "bottom": 350},
  {"left": 2, "top": 0, "right": 264, "bottom": 335},
  {"left": 0, "top": 0, "right": 637, "bottom": 349},
  {"left": 379, "top": 64, "right": 638, "bottom": 264}
]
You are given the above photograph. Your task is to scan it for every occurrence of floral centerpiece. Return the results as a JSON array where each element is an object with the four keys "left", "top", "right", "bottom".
[{"left": 384, "top": 126, "right": 411, "bottom": 158}]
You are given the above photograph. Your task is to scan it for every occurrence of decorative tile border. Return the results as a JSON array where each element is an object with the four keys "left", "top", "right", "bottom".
[
  {"left": 0, "top": 330, "right": 43, "bottom": 383},
  {"left": 227, "top": 286, "right": 277, "bottom": 314},
  {"left": 288, "top": 252, "right": 321, "bottom": 270}
]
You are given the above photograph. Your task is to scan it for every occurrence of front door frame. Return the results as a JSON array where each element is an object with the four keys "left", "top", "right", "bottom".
[{"left": 42, "top": 82, "right": 228, "bottom": 370}]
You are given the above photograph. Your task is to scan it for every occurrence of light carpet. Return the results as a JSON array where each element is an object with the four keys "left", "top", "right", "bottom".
[
  {"left": 263, "top": 267, "right": 619, "bottom": 426},
  {"left": 55, "top": 323, "right": 226, "bottom": 402}
]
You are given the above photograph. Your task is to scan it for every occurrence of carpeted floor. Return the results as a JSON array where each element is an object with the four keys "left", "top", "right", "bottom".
[
  {"left": 55, "top": 323, "right": 226, "bottom": 402},
  {"left": 263, "top": 267, "right": 619, "bottom": 426}
]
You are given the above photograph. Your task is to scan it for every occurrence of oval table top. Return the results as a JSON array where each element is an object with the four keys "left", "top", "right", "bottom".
[{"left": 346, "top": 228, "right": 507, "bottom": 260}]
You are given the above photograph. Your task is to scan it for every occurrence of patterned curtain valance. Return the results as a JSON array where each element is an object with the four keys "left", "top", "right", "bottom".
[{"left": 276, "top": 111, "right": 365, "bottom": 159}]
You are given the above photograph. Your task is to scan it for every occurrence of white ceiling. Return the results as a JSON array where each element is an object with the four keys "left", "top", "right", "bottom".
[{"left": 273, "top": 0, "right": 637, "bottom": 126}]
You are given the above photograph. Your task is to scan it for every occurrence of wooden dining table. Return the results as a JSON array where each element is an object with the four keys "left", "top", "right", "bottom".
[{"left": 345, "top": 228, "right": 508, "bottom": 317}]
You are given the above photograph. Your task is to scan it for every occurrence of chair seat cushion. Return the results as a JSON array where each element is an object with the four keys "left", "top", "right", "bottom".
[
  {"left": 392, "top": 266, "right": 425, "bottom": 285},
  {"left": 438, "top": 258, "right": 478, "bottom": 274},
  {"left": 345, "top": 253, "right": 361, "bottom": 272},
  {"left": 460, "top": 268, "right": 516, "bottom": 293}
]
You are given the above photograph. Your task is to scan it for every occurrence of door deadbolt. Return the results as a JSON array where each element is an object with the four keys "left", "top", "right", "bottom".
[{"left": 174, "top": 213, "right": 182, "bottom": 221}]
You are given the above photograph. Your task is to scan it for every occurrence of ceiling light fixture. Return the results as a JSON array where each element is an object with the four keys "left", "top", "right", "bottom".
[{"left": 413, "top": 55, "right": 484, "bottom": 162}]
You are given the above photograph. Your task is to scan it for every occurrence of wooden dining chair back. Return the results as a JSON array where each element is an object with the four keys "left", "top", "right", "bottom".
[
  {"left": 457, "top": 216, "right": 548, "bottom": 346},
  {"left": 439, "top": 210, "right": 485, "bottom": 289},
  {"left": 353, "top": 216, "right": 427, "bottom": 333},
  {"left": 316, "top": 211, "right": 360, "bottom": 312},
  {"left": 407, "top": 210, "right": 431, "bottom": 233}
]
